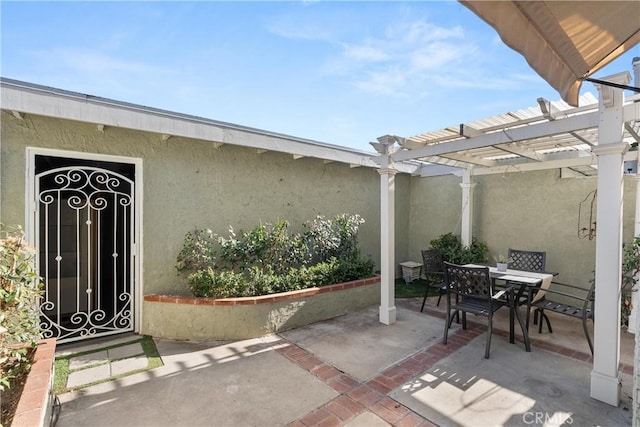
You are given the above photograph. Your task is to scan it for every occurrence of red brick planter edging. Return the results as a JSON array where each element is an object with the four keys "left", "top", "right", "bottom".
[
  {"left": 143, "top": 276, "right": 381, "bottom": 340},
  {"left": 12, "top": 338, "right": 57, "bottom": 427},
  {"left": 144, "top": 275, "right": 380, "bottom": 306}
]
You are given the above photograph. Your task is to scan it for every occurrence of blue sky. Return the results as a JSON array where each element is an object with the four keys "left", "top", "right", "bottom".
[{"left": 2, "top": 1, "right": 639, "bottom": 152}]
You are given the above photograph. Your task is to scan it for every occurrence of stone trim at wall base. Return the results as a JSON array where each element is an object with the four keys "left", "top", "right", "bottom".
[{"left": 142, "top": 276, "right": 381, "bottom": 341}]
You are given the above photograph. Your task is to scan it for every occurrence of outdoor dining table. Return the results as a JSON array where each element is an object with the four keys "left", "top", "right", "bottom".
[{"left": 464, "top": 264, "right": 555, "bottom": 352}]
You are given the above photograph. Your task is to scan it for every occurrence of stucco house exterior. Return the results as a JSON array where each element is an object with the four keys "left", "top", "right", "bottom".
[{"left": 1, "top": 77, "right": 638, "bottom": 346}]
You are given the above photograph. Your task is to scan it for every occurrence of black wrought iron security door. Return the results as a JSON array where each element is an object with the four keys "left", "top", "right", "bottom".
[{"left": 35, "top": 155, "right": 136, "bottom": 343}]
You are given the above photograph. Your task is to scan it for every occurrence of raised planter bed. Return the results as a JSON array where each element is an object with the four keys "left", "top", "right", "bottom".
[
  {"left": 11, "top": 338, "right": 57, "bottom": 427},
  {"left": 143, "top": 276, "right": 381, "bottom": 340}
]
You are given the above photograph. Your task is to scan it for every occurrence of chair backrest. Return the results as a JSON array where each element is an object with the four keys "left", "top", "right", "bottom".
[
  {"left": 507, "top": 248, "right": 546, "bottom": 272},
  {"left": 421, "top": 248, "right": 444, "bottom": 275},
  {"left": 443, "top": 262, "right": 493, "bottom": 300}
]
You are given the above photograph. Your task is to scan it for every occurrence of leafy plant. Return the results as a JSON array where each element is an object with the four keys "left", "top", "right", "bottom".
[
  {"left": 175, "top": 228, "right": 217, "bottom": 278},
  {"left": 430, "top": 232, "right": 488, "bottom": 264},
  {"left": 304, "top": 214, "right": 365, "bottom": 263},
  {"left": 621, "top": 237, "right": 640, "bottom": 327},
  {"left": 493, "top": 254, "right": 512, "bottom": 264},
  {"left": 179, "top": 214, "right": 374, "bottom": 298},
  {"left": 0, "top": 224, "right": 43, "bottom": 392}
]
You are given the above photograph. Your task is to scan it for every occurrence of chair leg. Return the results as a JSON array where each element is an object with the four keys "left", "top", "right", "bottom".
[
  {"left": 583, "top": 316, "right": 594, "bottom": 356},
  {"left": 485, "top": 314, "right": 493, "bottom": 359},
  {"left": 443, "top": 309, "right": 450, "bottom": 345},
  {"left": 536, "top": 309, "right": 552, "bottom": 334},
  {"left": 542, "top": 312, "right": 552, "bottom": 333},
  {"left": 436, "top": 292, "right": 443, "bottom": 307},
  {"left": 420, "top": 284, "right": 430, "bottom": 312}
]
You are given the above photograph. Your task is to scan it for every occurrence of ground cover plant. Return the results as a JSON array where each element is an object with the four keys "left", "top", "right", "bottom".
[
  {"left": 176, "top": 214, "right": 375, "bottom": 298},
  {"left": 0, "top": 224, "right": 43, "bottom": 426}
]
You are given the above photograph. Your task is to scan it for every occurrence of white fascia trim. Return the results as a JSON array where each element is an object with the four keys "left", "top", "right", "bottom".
[{"left": 0, "top": 79, "right": 418, "bottom": 175}]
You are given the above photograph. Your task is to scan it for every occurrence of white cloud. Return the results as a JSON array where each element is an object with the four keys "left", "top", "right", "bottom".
[
  {"left": 342, "top": 43, "right": 389, "bottom": 62},
  {"left": 314, "top": 16, "right": 479, "bottom": 97},
  {"left": 385, "top": 20, "right": 464, "bottom": 45},
  {"left": 264, "top": 12, "right": 339, "bottom": 43},
  {"left": 409, "top": 42, "right": 470, "bottom": 71},
  {"left": 30, "top": 48, "right": 159, "bottom": 75},
  {"left": 354, "top": 67, "right": 408, "bottom": 97}
]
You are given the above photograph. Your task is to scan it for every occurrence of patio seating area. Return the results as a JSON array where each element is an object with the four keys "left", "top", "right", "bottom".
[{"left": 55, "top": 296, "right": 634, "bottom": 427}]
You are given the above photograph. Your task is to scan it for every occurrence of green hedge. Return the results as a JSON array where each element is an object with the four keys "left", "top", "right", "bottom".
[{"left": 177, "top": 214, "right": 375, "bottom": 298}]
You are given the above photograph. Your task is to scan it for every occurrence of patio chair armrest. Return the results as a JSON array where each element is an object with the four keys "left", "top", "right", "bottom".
[
  {"left": 544, "top": 281, "right": 593, "bottom": 301},
  {"left": 492, "top": 285, "right": 514, "bottom": 300}
]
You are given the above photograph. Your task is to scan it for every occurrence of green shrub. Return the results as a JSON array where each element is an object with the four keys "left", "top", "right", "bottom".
[
  {"left": 621, "top": 237, "right": 640, "bottom": 327},
  {"left": 304, "top": 214, "right": 365, "bottom": 263},
  {"left": 176, "top": 228, "right": 217, "bottom": 277},
  {"left": 430, "top": 232, "right": 488, "bottom": 264},
  {"left": 0, "top": 224, "right": 43, "bottom": 391},
  {"left": 188, "top": 268, "right": 246, "bottom": 298},
  {"left": 179, "top": 214, "right": 374, "bottom": 298}
]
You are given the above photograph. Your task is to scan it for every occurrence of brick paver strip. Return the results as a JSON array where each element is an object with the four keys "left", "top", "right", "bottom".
[
  {"left": 281, "top": 304, "right": 634, "bottom": 426},
  {"left": 370, "top": 396, "right": 412, "bottom": 425}
]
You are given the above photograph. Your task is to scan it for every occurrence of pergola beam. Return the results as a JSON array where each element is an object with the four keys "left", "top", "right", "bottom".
[
  {"left": 419, "top": 149, "right": 637, "bottom": 177},
  {"left": 493, "top": 142, "right": 549, "bottom": 161},
  {"left": 438, "top": 152, "right": 497, "bottom": 167},
  {"left": 391, "top": 111, "right": 599, "bottom": 162}
]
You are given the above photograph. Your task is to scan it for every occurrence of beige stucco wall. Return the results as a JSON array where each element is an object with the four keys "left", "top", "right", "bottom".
[
  {"left": 2, "top": 111, "right": 638, "bottom": 296},
  {"left": 407, "top": 169, "right": 637, "bottom": 288},
  {"left": 0, "top": 112, "right": 410, "bottom": 296}
]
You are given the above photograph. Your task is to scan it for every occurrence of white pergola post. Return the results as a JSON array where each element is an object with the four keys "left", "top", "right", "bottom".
[
  {"left": 460, "top": 168, "right": 475, "bottom": 246},
  {"left": 631, "top": 57, "right": 640, "bottom": 427},
  {"left": 590, "top": 73, "right": 631, "bottom": 406},
  {"left": 630, "top": 57, "right": 640, "bottom": 336},
  {"left": 630, "top": 172, "right": 640, "bottom": 334},
  {"left": 375, "top": 136, "right": 397, "bottom": 325}
]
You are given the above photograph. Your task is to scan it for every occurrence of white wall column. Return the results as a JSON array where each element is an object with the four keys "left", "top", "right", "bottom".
[
  {"left": 590, "top": 73, "right": 630, "bottom": 406},
  {"left": 375, "top": 136, "right": 397, "bottom": 325},
  {"left": 460, "top": 168, "right": 475, "bottom": 246}
]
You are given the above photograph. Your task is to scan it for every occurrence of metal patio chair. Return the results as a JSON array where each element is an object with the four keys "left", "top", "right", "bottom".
[
  {"left": 442, "top": 262, "right": 512, "bottom": 359},
  {"left": 506, "top": 248, "right": 547, "bottom": 327},
  {"left": 531, "top": 280, "right": 595, "bottom": 355},
  {"left": 420, "top": 248, "right": 447, "bottom": 311},
  {"left": 508, "top": 248, "right": 547, "bottom": 272}
]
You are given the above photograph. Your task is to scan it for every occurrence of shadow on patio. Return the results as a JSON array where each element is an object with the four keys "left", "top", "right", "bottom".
[{"left": 56, "top": 297, "right": 634, "bottom": 427}]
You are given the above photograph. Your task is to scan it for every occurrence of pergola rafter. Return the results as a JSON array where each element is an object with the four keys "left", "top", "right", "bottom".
[{"left": 392, "top": 92, "right": 640, "bottom": 178}]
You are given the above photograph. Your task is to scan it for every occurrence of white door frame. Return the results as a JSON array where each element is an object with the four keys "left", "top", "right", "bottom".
[{"left": 25, "top": 147, "right": 144, "bottom": 336}]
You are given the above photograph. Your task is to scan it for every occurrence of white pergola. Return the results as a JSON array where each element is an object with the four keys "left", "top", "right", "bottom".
[{"left": 374, "top": 71, "right": 640, "bottom": 407}]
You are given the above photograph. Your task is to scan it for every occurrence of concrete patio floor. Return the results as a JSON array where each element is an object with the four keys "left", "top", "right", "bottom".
[{"left": 56, "top": 297, "right": 635, "bottom": 426}]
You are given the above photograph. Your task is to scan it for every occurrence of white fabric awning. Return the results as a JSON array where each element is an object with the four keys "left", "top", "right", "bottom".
[{"left": 460, "top": 1, "right": 640, "bottom": 106}]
